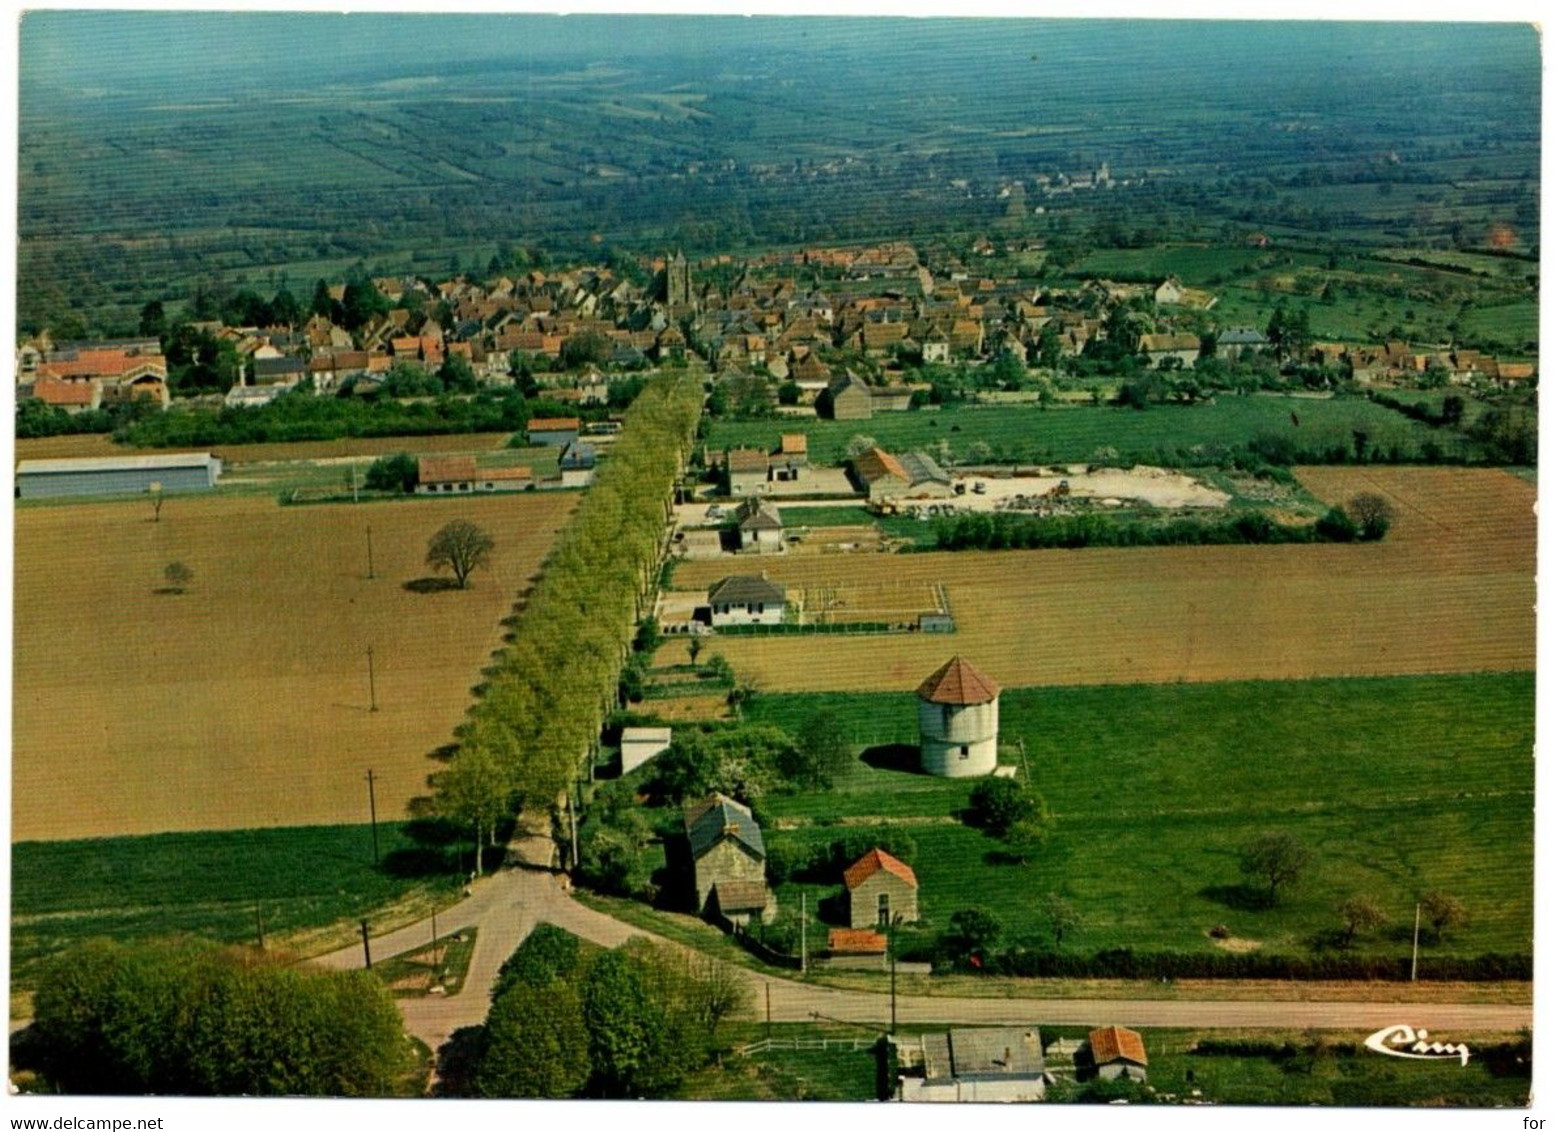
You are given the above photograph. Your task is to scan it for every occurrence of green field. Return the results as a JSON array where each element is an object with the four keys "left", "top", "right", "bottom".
[
  {"left": 1070, "top": 245, "right": 1269, "bottom": 285},
  {"left": 675, "top": 1023, "right": 881, "bottom": 1101},
  {"left": 11, "top": 822, "right": 464, "bottom": 986},
  {"left": 742, "top": 673, "right": 1534, "bottom": 959},
  {"left": 709, "top": 396, "right": 1474, "bottom": 468}
]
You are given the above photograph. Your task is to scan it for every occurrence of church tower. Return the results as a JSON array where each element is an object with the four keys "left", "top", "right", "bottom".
[{"left": 665, "top": 249, "right": 693, "bottom": 308}]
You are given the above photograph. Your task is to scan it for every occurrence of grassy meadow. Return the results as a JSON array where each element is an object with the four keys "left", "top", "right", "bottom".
[
  {"left": 741, "top": 672, "right": 1534, "bottom": 960},
  {"left": 707, "top": 396, "right": 1473, "bottom": 468},
  {"left": 10, "top": 822, "right": 464, "bottom": 988}
]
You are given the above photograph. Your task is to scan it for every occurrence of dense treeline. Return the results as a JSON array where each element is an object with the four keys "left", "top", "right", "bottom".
[
  {"left": 446, "top": 924, "right": 748, "bottom": 1099},
  {"left": 23, "top": 939, "right": 412, "bottom": 1095},
  {"left": 930, "top": 508, "right": 1381, "bottom": 552},
  {"left": 424, "top": 374, "right": 702, "bottom": 867},
  {"left": 111, "top": 388, "right": 590, "bottom": 448}
]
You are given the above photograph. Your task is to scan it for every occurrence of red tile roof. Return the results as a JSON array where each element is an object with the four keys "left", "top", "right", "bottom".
[
  {"left": 417, "top": 455, "right": 477, "bottom": 484},
  {"left": 916, "top": 656, "right": 1000, "bottom": 705},
  {"left": 779, "top": 433, "right": 808, "bottom": 455},
  {"left": 1089, "top": 1026, "right": 1148, "bottom": 1066},
  {"left": 842, "top": 848, "right": 918, "bottom": 891},
  {"left": 32, "top": 378, "right": 97, "bottom": 406},
  {"left": 828, "top": 928, "right": 888, "bottom": 955},
  {"left": 853, "top": 446, "right": 909, "bottom": 484},
  {"left": 528, "top": 417, "right": 581, "bottom": 432}
]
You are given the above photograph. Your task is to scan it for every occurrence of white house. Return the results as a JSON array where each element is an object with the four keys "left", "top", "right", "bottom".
[{"left": 706, "top": 574, "right": 787, "bottom": 627}]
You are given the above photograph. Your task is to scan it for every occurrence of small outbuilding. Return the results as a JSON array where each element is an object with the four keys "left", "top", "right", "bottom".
[
  {"left": 559, "top": 440, "right": 597, "bottom": 488},
  {"left": 843, "top": 848, "right": 919, "bottom": 929},
  {"left": 724, "top": 448, "right": 771, "bottom": 496},
  {"left": 620, "top": 727, "right": 672, "bottom": 775},
  {"left": 527, "top": 417, "right": 581, "bottom": 446},
  {"left": 1082, "top": 1026, "right": 1149, "bottom": 1083}
]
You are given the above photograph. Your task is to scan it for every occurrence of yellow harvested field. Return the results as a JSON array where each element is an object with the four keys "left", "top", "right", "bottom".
[
  {"left": 14, "top": 492, "right": 576, "bottom": 841},
  {"left": 16, "top": 432, "right": 517, "bottom": 465},
  {"left": 662, "top": 468, "right": 1533, "bottom": 693}
]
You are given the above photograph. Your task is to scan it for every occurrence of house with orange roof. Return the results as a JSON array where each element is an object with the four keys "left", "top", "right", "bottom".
[
  {"left": 29, "top": 378, "right": 102, "bottom": 414},
  {"left": 414, "top": 455, "right": 533, "bottom": 495},
  {"left": 843, "top": 848, "right": 919, "bottom": 929}
]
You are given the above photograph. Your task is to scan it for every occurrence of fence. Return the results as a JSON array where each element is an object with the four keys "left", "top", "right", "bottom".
[{"left": 736, "top": 1037, "right": 881, "bottom": 1057}]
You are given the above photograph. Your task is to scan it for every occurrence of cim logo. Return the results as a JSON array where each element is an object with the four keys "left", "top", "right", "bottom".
[{"left": 1364, "top": 1024, "right": 1471, "bottom": 1066}]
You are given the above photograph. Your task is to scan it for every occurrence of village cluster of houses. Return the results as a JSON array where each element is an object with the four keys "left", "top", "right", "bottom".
[{"left": 15, "top": 242, "right": 1533, "bottom": 419}]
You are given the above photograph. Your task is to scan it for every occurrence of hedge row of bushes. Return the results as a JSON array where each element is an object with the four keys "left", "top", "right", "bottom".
[
  {"left": 930, "top": 509, "right": 1372, "bottom": 552},
  {"left": 973, "top": 945, "right": 1531, "bottom": 982}
]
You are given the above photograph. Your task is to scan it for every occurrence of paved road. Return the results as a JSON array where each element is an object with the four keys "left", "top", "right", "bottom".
[{"left": 313, "top": 863, "right": 1534, "bottom": 1060}]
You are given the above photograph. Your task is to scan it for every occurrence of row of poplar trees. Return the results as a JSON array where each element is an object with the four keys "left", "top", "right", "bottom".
[{"left": 427, "top": 373, "right": 703, "bottom": 870}]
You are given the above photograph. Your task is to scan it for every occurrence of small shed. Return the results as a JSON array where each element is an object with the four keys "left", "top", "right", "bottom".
[
  {"left": 1084, "top": 1025, "right": 1149, "bottom": 1083},
  {"left": 711, "top": 879, "right": 776, "bottom": 926},
  {"left": 620, "top": 727, "right": 672, "bottom": 775},
  {"left": 559, "top": 440, "right": 597, "bottom": 488},
  {"left": 843, "top": 848, "right": 919, "bottom": 929}
]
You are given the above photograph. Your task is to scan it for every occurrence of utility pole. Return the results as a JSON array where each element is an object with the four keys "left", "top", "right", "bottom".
[
  {"left": 567, "top": 792, "right": 580, "bottom": 871},
  {"left": 360, "top": 920, "right": 373, "bottom": 969},
  {"left": 1411, "top": 901, "right": 1421, "bottom": 981},
  {"left": 351, "top": 461, "right": 359, "bottom": 504},
  {"left": 432, "top": 906, "right": 440, "bottom": 978},
  {"left": 366, "top": 769, "right": 379, "bottom": 865},
  {"left": 889, "top": 915, "right": 899, "bottom": 1035},
  {"left": 366, "top": 646, "right": 379, "bottom": 712},
  {"left": 1016, "top": 736, "right": 1030, "bottom": 782},
  {"left": 255, "top": 905, "right": 266, "bottom": 950},
  {"left": 765, "top": 982, "right": 772, "bottom": 1041},
  {"left": 800, "top": 892, "right": 808, "bottom": 974},
  {"left": 366, "top": 523, "right": 375, "bottom": 580}
]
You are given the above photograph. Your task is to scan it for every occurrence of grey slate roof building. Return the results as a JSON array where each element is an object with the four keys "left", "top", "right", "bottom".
[
  {"left": 684, "top": 793, "right": 766, "bottom": 860},
  {"left": 559, "top": 441, "right": 597, "bottom": 471},
  {"left": 898, "top": 450, "right": 950, "bottom": 488},
  {"left": 735, "top": 497, "right": 784, "bottom": 532},
  {"left": 901, "top": 1027, "right": 1047, "bottom": 1103}
]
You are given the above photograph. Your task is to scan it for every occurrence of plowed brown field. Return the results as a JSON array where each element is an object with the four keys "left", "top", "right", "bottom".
[
  {"left": 662, "top": 468, "right": 1534, "bottom": 693},
  {"left": 14, "top": 492, "right": 575, "bottom": 840}
]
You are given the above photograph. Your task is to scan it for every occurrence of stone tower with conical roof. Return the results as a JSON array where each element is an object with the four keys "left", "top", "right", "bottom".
[{"left": 916, "top": 655, "right": 1000, "bottom": 777}]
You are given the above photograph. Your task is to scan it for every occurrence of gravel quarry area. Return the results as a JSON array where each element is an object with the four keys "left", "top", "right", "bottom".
[{"left": 907, "top": 465, "right": 1233, "bottom": 513}]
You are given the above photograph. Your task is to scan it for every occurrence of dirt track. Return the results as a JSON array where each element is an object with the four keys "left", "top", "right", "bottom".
[
  {"left": 13, "top": 492, "right": 575, "bottom": 840},
  {"left": 661, "top": 468, "right": 1534, "bottom": 692}
]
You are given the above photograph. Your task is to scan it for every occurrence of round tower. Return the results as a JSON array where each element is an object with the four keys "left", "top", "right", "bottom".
[{"left": 916, "top": 655, "right": 1000, "bottom": 777}]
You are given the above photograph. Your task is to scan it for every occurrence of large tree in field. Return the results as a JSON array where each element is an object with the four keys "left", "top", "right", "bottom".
[
  {"left": 1238, "top": 832, "right": 1312, "bottom": 907},
  {"left": 426, "top": 520, "right": 496, "bottom": 589}
]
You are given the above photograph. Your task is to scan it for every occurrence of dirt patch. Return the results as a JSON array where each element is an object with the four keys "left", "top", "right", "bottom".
[
  {"left": 1211, "top": 935, "right": 1264, "bottom": 953},
  {"left": 14, "top": 491, "right": 576, "bottom": 840},
  {"left": 665, "top": 468, "right": 1533, "bottom": 692}
]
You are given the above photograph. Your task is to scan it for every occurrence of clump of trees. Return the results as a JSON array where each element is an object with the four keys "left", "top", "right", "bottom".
[
  {"left": 1238, "top": 832, "right": 1311, "bottom": 907},
  {"left": 365, "top": 452, "right": 419, "bottom": 494},
  {"left": 27, "top": 939, "right": 412, "bottom": 1096},
  {"left": 463, "top": 927, "right": 751, "bottom": 1099}
]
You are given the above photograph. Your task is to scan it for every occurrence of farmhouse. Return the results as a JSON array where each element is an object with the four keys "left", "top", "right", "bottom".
[
  {"left": 706, "top": 574, "right": 787, "bottom": 627},
  {"left": 843, "top": 848, "right": 919, "bottom": 928},
  {"left": 620, "top": 726, "right": 672, "bottom": 775},
  {"left": 897, "top": 1027, "right": 1047, "bottom": 1103},
  {"left": 735, "top": 496, "right": 785, "bottom": 553},
  {"left": 1080, "top": 1026, "right": 1149, "bottom": 1083},
  {"left": 527, "top": 417, "right": 581, "bottom": 446},
  {"left": 684, "top": 793, "right": 769, "bottom": 915},
  {"left": 16, "top": 452, "right": 221, "bottom": 500},
  {"left": 415, "top": 456, "right": 533, "bottom": 494},
  {"left": 1139, "top": 332, "right": 1202, "bottom": 367},
  {"left": 1216, "top": 327, "right": 1269, "bottom": 359},
  {"left": 917, "top": 656, "right": 1001, "bottom": 777}
]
